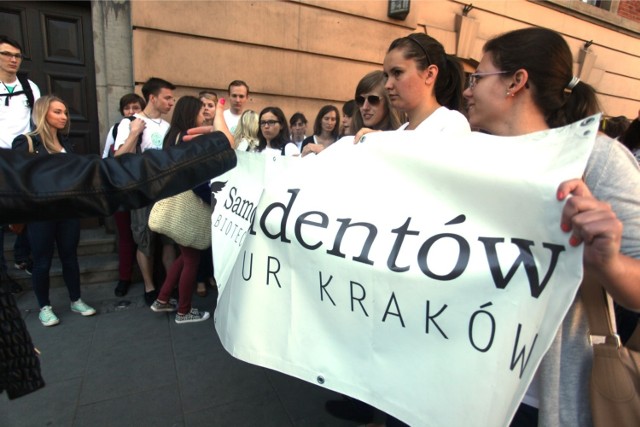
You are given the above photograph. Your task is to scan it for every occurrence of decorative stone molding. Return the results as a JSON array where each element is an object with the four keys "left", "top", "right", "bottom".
[
  {"left": 578, "top": 41, "right": 598, "bottom": 82},
  {"left": 456, "top": 4, "right": 479, "bottom": 59}
]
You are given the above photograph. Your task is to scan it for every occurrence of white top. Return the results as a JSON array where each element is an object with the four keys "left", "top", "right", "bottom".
[
  {"left": 102, "top": 124, "right": 116, "bottom": 158},
  {"left": 284, "top": 142, "right": 300, "bottom": 156},
  {"left": 236, "top": 137, "right": 259, "bottom": 152},
  {"left": 262, "top": 142, "right": 300, "bottom": 157},
  {"left": 292, "top": 137, "right": 306, "bottom": 151},
  {"left": 397, "top": 106, "right": 471, "bottom": 137},
  {"left": 114, "top": 113, "right": 170, "bottom": 153},
  {"left": 224, "top": 109, "right": 241, "bottom": 134},
  {"left": 0, "top": 78, "right": 41, "bottom": 149}
]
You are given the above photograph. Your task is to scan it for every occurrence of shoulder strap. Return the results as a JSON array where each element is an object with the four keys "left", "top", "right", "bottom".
[
  {"left": 16, "top": 73, "right": 35, "bottom": 110},
  {"left": 111, "top": 119, "right": 122, "bottom": 140},
  {"left": 25, "top": 134, "right": 34, "bottom": 153},
  {"left": 580, "top": 274, "right": 619, "bottom": 344}
]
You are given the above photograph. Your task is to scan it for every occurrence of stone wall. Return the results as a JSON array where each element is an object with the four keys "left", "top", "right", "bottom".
[{"left": 126, "top": 0, "right": 639, "bottom": 123}]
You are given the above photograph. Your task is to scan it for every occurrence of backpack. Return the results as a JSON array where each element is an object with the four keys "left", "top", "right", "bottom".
[
  {"left": 108, "top": 116, "right": 141, "bottom": 157},
  {"left": 0, "top": 72, "right": 35, "bottom": 109}
]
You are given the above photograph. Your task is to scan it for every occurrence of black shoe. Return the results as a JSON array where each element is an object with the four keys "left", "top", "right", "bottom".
[
  {"left": 144, "top": 289, "right": 158, "bottom": 306},
  {"left": 325, "top": 398, "right": 375, "bottom": 424},
  {"left": 14, "top": 260, "right": 32, "bottom": 276},
  {"left": 114, "top": 280, "right": 131, "bottom": 297}
]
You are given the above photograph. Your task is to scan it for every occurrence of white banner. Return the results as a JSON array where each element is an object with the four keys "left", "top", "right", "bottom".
[{"left": 210, "top": 116, "right": 599, "bottom": 426}]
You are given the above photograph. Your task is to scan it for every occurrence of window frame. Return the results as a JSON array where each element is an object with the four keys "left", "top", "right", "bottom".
[{"left": 535, "top": 1, "right": 640, "bottom": 36}]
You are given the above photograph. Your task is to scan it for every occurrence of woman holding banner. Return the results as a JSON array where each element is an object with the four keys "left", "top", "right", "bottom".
[
  {"left": 354, "top": 33, "right": 469, "bottom": 144},
  {"left": 327, "top": 33, "right": 471, "bottom": 427},
  {"left": 463, "top": 27, "right": 640, "bottom": 426}
]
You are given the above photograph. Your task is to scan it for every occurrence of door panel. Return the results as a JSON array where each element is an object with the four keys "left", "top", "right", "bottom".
[
  {"left": 42, "top": 12, "right": 85, "bottom": 64},
  {"left": 0, "top": 1, "right": 98, "bottom": 156}
]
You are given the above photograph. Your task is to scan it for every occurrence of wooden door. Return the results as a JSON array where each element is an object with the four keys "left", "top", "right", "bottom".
[{"left": 0, "top": 1, "right": 99, "bottom": 155}]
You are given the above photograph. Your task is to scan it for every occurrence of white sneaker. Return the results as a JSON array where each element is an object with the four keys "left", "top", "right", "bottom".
[
  {"left": 39, "top": 305, "right": 60, "bottom": 327},
  {"left": 70, "top": 299, "right": 96, "bottom": 316},
  {"left": 175, "top": 308, "right": 210, "bottom": 324}
]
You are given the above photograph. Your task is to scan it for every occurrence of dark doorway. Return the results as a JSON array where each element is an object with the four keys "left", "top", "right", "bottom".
[{"left": 1, "top": 1, "right": 99, "bottom": 155}]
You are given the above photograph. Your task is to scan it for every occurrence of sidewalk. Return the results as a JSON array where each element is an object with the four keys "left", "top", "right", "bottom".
[{"left": 1, "top": 282, "right": 355, "bottom": 427}]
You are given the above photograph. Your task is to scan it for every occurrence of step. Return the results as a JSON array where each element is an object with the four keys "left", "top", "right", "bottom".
[
  {"left": 8, "top": 252, "right": 121, "bottom": 290},
  {"left": 3, "top": 227, "right": 116, "bottom": 258},
  {"left": 2, "top": 226, "right": 128, "bottom": 290}
]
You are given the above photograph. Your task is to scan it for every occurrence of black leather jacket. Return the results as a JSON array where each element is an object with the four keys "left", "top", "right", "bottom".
[
  {"left": 2, "top": 132, "right": 236, "bottom": 223},
  {"left": 1, "top": 131, "right": 235, "bottom": 400}
]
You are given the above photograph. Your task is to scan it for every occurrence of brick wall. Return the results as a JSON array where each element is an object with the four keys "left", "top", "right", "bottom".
[{"left": 618, "top": 0, "right": 640, "bottom": 23}]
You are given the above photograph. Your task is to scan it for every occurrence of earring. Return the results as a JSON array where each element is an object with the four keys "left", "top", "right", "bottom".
[{"left": 506, "top": 90, "right": 511, "bottom": 97}]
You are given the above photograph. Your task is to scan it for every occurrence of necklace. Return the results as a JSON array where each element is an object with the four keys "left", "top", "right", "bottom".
[{"left": 142, "top": 111, "right": 162, "bottom": 125}]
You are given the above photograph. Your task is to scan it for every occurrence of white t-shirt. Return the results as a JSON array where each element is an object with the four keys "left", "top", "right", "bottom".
[
  {"left": 223, "top": 109, "right": 241, "bottom": 134},
  {"left": 0, "top": 78, "right": 41, "bottom": 149},
  {"left": 102, "top": 124, "right": 116, "bottom": 158},
  {"left": 262, "top": 142, "right": 300, "bottom": 157},
  {"left": 114, "top": 113, "right": 170, "bottom": 153},
  {"left": 397, "top": 106, "right": 470, "bottom": 137}
]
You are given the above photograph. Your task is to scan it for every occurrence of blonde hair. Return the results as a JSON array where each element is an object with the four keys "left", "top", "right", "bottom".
[
  {"left": 199, "top": 91, "right": 218, "bottom": 126},
  {"left": 30, "top": 95, "right": 70, "bottom": 153},
  {"left": 199, "top": 91, "right": 218, "bottom": 103},
  {"left": 233, "top": 109, "right": 259, "bottom": 150}
]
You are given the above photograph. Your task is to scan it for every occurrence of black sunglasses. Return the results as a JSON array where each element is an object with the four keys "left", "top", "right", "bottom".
[{"left": 356, "top": 95, "right": 382, "bottom": 107}]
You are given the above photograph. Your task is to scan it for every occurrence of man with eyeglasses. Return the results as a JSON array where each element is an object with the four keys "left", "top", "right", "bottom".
[{"left": 0, "top": 35, "right": 41, "bottom": 293}]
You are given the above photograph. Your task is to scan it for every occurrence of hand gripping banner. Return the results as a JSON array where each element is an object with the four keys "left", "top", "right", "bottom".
[{"left": 210, "top": 116, "right": 599, "bottom": 426}]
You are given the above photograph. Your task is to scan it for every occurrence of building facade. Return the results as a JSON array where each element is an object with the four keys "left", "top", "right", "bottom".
[{"left": 2, "top": 0, "right": 639, "bottom": 154}]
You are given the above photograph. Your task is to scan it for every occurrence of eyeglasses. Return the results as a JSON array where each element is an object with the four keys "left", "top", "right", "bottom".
[
  {"left": 260, "top": 120, "right": 280, "bottom": 127},
  {"left": 356, "top": 95, "right": 382, "bottom": 107},
  {"left": 467, "top": 71, "right": 510, "bottom": 89},
  {"left": 0, "top": 51, "right": 23, "bottom": 60}
]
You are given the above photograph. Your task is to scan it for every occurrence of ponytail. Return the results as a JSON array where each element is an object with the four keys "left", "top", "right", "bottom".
[
  {"left": 551, "top": 81, "right": 600, "bottom": 128},
  {"left": 485, "top": 28, "right": 601, "bottom": 128},
  {"left": 434, "top": 54, "right": 465, "bottom": 113},
  {"left": 389, "top": 34, "right": 465, "bottom": 114}
]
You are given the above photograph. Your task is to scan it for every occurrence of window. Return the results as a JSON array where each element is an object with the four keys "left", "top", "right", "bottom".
[{"left": 539, "top": 1, "right": 640, "bottom": 34}]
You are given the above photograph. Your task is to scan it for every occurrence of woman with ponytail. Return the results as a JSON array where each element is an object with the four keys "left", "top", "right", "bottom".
[
  {"left": 464, "top": 27, "right": 640, "bottom": 426},
  {"left": 355, "top": 33, "right": 469, "bottom": 142},
  {"left": 327, "top": 33, "right": 471, "bottom": 427}
]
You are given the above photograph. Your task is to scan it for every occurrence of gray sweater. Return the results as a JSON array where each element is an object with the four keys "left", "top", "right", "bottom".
[{"left": 537, "top": 135, "right": 640, "bottom": 426}]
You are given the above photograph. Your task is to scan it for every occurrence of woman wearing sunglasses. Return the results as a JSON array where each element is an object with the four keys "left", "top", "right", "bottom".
[{"left": 351, "top": 70, "right": 403, "bottom": 135}]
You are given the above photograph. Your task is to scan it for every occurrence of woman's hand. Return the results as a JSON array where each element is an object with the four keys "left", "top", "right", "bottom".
[
  {"left": 557, "top": 179, "right": 623, "bottom": 268},
  {"left": 354, "top": 127, "right": 380, "bottom": 144},
  {"left": 301, "top": 143, "right": 325, "bottom": 157},
  {"left": 184, "top": 99, "right": 234, "bottom": 147},
  {"left": 556, "top": 178, "right": 640, "bottom": 309}
]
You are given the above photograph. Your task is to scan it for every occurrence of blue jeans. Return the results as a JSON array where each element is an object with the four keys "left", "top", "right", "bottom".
[{"left": 28, "top": 219, "right": 81, "bottom": 308}]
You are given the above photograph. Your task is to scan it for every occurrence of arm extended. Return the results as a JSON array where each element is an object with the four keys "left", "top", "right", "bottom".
[{"left": 0, "top": 132, "right": 236, "bottom": 223}]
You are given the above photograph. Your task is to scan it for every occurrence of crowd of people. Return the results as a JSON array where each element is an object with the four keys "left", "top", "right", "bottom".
[{"left": 2, "top": 24, "right": 640, "bottom": 426}]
